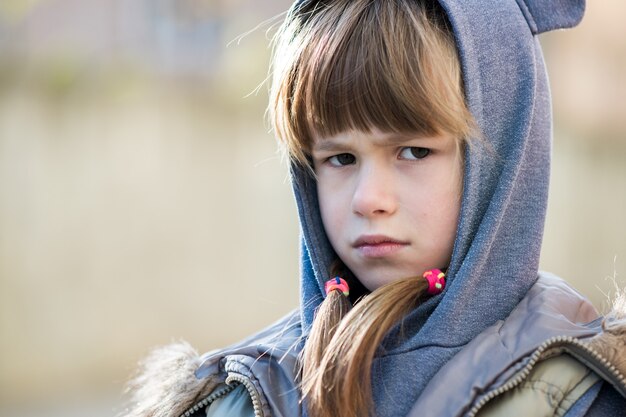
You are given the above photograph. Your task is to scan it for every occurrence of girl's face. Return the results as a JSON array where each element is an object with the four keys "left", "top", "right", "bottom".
[{"left": 312, "top": 128, "right": 462, "bottom": 291}]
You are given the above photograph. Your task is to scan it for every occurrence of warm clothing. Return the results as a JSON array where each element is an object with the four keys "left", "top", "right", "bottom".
[
  {"left": 124, "top": 0, "right": 626, "bottom": 416},
  {"left": 124, "top": 273, "right": 626, "bottom": 417}
]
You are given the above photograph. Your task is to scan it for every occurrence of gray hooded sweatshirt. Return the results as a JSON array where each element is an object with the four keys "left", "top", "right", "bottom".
[{"left": 123, "top": 1, "right": 626, "bottom": 416}]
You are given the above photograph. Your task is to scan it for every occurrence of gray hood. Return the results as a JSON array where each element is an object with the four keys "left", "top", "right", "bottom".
[{"left": 290, "top": 0, "right": 586, "bottom": 415}]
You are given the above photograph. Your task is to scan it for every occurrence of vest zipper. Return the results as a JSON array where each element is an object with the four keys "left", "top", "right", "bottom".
[
  {"left": 467, "top": 335, "right": 626, "bottom": 417},
  {"left": 178, "top": 372, "right": 265, "bottom": 417},
  {"left": 179, "top": 383, "right": 238, "bottom": 417},
  {"left": 225, "top": 372, "right": 265, "bottom": 417}
]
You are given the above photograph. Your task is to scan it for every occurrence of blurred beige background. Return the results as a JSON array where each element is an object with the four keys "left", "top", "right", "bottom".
[{"left": 0, "top": 1, "right": 624, "bottom": 416}]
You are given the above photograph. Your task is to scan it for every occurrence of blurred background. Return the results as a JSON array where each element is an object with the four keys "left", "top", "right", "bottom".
[{"left": 0, "top": 1, "right": 624, "bottom": 416}]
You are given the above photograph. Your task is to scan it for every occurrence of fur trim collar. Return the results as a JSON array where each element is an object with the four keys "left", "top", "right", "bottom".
[
  {"left": 122, "top": 342, "right": 218, "bottom": 417},
  {"left": 586, "top": 290, "right": 626, "bottom": 382}
]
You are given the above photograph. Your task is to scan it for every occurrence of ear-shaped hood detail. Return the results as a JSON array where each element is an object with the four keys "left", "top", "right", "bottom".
[
  {"left": 287, "top": 1, "right": 586, "bottom": 416},
  {"left": 516, "top": 0, "right": 586, "bottom": 34},
  {"left": 292, "top": 0, "right": 586, "bottom": 36}
]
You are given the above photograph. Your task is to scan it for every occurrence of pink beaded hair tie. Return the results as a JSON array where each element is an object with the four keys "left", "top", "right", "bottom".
[
  {"left": 423, "top": 269, "right": 446, "bottom": 295},
  {"left": 324, "top": 276, "right": 350, "bottom": 297}
]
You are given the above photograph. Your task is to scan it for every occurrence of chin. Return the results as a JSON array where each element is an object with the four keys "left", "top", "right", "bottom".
[{"left": 356, "top": 269, "right": 411, "bottom": 292}]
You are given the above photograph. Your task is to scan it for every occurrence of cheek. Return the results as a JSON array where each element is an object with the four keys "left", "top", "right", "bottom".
[
  {"left": 442, "top": 198, "right": 461, "bottom": 247},
  {"left": 317, "top": 181, "right": 347, "bottom": 237},
  {"left": 437, "top": 174, "right": 463, "bottom": 250},
  {"left": 414, "top": 169, "right": 462, "bottom": 241}
]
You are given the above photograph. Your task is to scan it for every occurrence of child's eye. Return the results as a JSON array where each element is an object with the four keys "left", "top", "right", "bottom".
[
  {"left": 399, "top": 147, "right": 430, "bottom": 160},
  {"left": 328, "top": 153, "right": 356, "bottom": 166}
]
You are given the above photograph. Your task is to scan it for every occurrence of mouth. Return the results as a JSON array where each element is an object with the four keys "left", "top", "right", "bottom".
[{"left": 352, "top": 235, "right": 409, "bottom": 258}]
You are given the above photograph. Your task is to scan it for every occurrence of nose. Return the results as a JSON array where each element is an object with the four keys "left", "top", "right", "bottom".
[{"left": 351, "top": 164, "right": 397, "bottom": 217}]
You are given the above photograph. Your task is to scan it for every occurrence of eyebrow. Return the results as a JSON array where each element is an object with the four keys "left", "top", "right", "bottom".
[
  {"left": 312, "top": 140, "right": 352, "bottom": 153},
  {"left": 312, "top": 133, "right": 435, "bottom": 152}
]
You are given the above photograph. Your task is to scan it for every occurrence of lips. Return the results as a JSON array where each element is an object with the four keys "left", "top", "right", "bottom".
[{"left": 353, "top": 235, "right": 409, "bottom": 258}]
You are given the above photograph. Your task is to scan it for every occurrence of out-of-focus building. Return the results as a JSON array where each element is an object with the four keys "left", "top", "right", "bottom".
[{"left": 0, "top": 0, "right": 288, "bottom": 77}]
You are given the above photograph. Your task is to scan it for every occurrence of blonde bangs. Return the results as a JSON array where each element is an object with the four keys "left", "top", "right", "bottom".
[{"left": 270, "top": 0, "right": 475, "bottom": 166}]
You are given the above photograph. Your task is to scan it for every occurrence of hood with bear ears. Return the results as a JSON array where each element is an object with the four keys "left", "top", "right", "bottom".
[{"left": 290, "top": 0, "right": 586, "bottom": 414}]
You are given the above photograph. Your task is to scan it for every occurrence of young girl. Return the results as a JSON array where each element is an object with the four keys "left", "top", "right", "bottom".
[{"left": 125, "top": 0, "right": 626, "bottom": 416}]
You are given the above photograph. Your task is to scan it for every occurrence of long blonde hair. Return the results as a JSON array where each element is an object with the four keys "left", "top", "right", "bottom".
[{"left": 269, "top": 1, "right": 474, "bottom": 416}]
